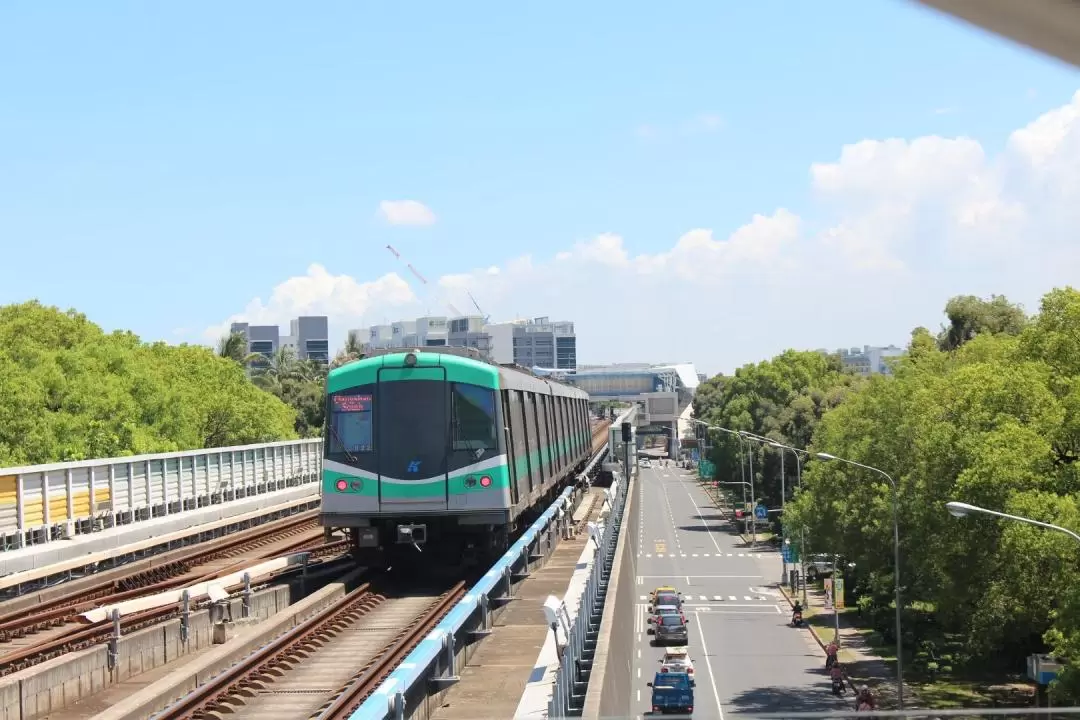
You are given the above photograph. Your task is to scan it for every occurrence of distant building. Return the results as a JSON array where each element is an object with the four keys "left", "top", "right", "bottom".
[
  {"left": 512, "top": 317, "right": 577, "bottom": 370},
  {"left": 349, "top": 314, "right": 575, "bottom": 369},
  {"left": 230, "top": 315, "right": 329, "bottom": 365},
  {"left": 816, "top": 344, "right": 904, "bottom": 376}
]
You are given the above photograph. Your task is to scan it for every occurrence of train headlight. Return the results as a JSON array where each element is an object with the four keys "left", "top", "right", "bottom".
[
  {"left": 335, "top": 479, "right": 348, "bottom": 491},
  {"left": 404, "top": 352, "right": 417, "bottom": 367},
  {"left": 479, "top": 475, "right": 492, "bottom": 488}
]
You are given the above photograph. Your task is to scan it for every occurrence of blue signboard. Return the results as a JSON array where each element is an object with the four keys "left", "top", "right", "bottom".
[
  {"left": 781, "top": 546, "right": 793, "bottom": 563},
  {"left": 691, "top": 449, "right": 700, "bottom": 463},
  {"left": 754, "top": 504, "right": 768, "bottom": 520}
]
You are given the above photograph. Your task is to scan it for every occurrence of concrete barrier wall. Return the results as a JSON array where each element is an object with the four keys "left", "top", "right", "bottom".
[
  {"left": 3, "top": 582, "right": 293, "bottom": 719},
  {"left": 583, "top": 471, "right": 639, "bottom": 719}
]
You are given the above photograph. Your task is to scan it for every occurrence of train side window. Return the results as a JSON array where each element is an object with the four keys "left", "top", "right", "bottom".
[{"left": 450, "top": 383, "right": 497, "bottom": 450}]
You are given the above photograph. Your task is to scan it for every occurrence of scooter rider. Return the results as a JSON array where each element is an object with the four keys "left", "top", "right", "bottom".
[
  {"left": 825, "top": 640, "right": 839, "bottom": 668},
  {"left": 830, "top": 663, "right": 845, "bottom": 694},
  {"left": 792, "top": 600, "right": 804, "bottom": 624},
  {"left": 856, "top": 685, "right": 876, "bottom": 711}
]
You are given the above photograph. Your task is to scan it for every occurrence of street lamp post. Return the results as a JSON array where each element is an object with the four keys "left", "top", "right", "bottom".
[
  {"left": 817, "top": 452, "right": 905, "bottom": 710},
  {"left": 946, "top": 501, "right": 1080, "bottom": 543},
  {"left": 694, "top": 420, "right": 756, "bottom": 545}
]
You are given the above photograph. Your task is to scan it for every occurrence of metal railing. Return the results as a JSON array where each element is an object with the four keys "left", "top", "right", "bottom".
[
  {"left": 0, "top": 438, "right": 323, "bottom": 551},
  {"left": 548, "top": 472, "right": 629, "bottom": 718}
]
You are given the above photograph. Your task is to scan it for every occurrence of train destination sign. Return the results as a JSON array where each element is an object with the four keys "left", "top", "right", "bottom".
[{"left": 332, "top": 394, "right": 372, "bottom": 412}]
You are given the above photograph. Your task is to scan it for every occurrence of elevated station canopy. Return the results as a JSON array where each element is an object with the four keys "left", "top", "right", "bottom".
[{"left": 532, "top": 362, "right": 700, "bottom": 402}]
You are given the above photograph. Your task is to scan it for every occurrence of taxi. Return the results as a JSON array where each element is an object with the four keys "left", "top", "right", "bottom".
[{"left": 649, "top": 586, "right": 677, "bottom": 603}]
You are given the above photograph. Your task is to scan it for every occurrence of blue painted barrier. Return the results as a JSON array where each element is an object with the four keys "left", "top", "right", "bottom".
[{"left": 346, "top": 484, "right": 578, "bottom": 720}]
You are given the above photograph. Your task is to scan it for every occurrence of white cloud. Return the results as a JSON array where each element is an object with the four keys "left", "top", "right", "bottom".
[
  {"left": 378, "top": 200, "right": 437, "bottom": 226},
  {"left": 203, "top": 263, "right": 417, "bottom": 342},
  {"left": 207, "top": 91, "right": 1080, "bottom": 374}
]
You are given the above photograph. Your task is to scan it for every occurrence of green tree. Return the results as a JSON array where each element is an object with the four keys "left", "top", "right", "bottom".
[
  {"left": 0, "top": 301, "right": 298, "bottom": 466},
  {"left": 937, "top": 293, "right": 1028, "bottom": 351},
  {"left": 692, "top": 350, "right": 863, "bottom": 512}
]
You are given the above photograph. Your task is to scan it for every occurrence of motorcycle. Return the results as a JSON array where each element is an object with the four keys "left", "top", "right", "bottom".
[
  {"left": 831, "top": 678, "right": 846, "bottom": 696},
  {"left": 790, "top": 611, "right": 804, "bottom": 627}
]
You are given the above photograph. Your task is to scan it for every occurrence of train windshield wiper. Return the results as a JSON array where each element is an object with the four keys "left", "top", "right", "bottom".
[{"left": 326, "top": 418, "right": 359, "bottom": 465}]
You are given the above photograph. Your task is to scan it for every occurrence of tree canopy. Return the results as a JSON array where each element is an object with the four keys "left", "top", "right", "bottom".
[
  {"left": 696, "top": 289, "right": 1080, "bottom": 699},
  {"left": 0, "top": 301, "right": 299, "bottom": 466}
]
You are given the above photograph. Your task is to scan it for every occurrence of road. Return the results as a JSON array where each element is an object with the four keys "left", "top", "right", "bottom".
[{"left": 630, "top": 462, "right": 853, "bottom": 718}]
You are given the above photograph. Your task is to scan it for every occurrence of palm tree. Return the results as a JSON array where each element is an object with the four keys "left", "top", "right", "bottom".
[
  {"left": 330, "top": 331, "right": 366, "bottom": 370},
  {"left": 218, "top": 331, "right": 262, "bottom": 366}
]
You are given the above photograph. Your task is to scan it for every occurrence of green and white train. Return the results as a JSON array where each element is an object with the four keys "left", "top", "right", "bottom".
[{"left": 319, "top": 348, "right": 594, "bottom": 567}]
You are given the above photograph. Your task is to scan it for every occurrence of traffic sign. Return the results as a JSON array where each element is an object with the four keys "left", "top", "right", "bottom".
[{"left": 754, "top": 504, "right": 768, "bottom": 520}]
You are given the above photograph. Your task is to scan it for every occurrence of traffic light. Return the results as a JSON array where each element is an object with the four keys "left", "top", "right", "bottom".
[{"left": 621, "top": 422, "right": 631, "bottom": 442}]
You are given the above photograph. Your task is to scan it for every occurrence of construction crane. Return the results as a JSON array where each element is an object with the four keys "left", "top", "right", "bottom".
[
  {"left": 465, "top": 290, "right": 490, "bottom": 323},
  {"left": 385, "top": 245, "right": 465, "bottom": 317}
]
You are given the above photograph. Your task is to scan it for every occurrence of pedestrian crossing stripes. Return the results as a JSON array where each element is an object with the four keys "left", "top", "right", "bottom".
[
  {"left": 630, "top": 557, "right": 768, "bottom": 561},
  {"left": 639, "top": 594, "right": 771, "bottom": 602}
]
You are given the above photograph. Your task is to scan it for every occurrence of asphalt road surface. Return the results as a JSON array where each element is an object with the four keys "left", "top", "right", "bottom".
[{"left": 630, "top": 463, "right": 853, "bottom": 718}]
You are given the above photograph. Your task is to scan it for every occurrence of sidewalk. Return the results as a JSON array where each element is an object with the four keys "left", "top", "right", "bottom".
[{"left": 697, "top": 477, "right": 921, "bottom": 710}]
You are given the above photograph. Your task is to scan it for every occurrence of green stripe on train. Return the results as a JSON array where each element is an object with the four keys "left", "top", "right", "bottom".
[
  {"left": 322, "top": 437, "right": 584, "bottom": 498},
  {"left": 327, "top": 352, "right": 499, "bottom": 393}
]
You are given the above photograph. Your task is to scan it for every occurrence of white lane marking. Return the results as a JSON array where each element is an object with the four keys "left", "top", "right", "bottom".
[
  {"left": 636, "top": 692, "right": 640, "bottom": 706},
  {"left": 637, "top": 666, "right": 641, "bottom": 678},
  {"left": 640, "top": 595, "right": 647, "bottom": 600},
  {"left": 682, "top": 482, "right": 726, "bottom": 557},
  {"left": 657, "top": 553, "right": 665, "bottom": 558},
  {"left": 646, "top": 553, "right": 652, "bottom": 558},
  {"left": 713, "top": 595, "right": 723, "bottom": 601},
  {"left": 745, "top": 595, "right": 752, "bottom": 601},
  {"left": 775, "top": 604, "right": 783, "bottom": 614},
  {"left": 695, "top": 609, "right": 725, "bottom": 720},
  {"left": 638, "top": 648, "right": 641, "bottom": 659},
  {"left": 692, "top": 553, "right": 699, "bottom": 557},
  {"left": 729, "top": 595, "right": 737, "bottom": 601},
  {"left": 727, "top": 553, "right": 734, "bottom": 557},
  {"left": 681, "top": 553, "right": 687, "bottom": 557}
]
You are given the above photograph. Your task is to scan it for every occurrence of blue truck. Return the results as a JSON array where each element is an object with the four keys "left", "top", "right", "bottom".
[{"left": 647, "top": 670, "right": 694, "bottom": 715}]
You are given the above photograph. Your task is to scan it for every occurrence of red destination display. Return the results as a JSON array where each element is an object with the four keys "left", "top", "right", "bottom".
[{"left": 333, "top": 394, "right": 372, "bottom": 412}]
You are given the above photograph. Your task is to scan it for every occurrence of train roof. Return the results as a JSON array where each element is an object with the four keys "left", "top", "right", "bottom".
[{"left": 328, "top": 348, "right": 588, "bottom": 399}]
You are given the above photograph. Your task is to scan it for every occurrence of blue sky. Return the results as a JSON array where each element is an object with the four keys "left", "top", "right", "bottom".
[{"left": 2, "top": 1, "right": 1078, "bottom": 374}]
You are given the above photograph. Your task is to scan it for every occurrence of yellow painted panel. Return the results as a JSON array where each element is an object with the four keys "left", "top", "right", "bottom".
[
  {"left": 15, "top": 489, "right": 111, "bottom": 526},
  {"left": 0, "top": 475, "right": 15, "bottom": 505}
]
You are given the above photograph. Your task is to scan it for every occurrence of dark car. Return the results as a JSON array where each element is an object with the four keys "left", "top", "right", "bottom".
[{"left": 654, "top": 613, "right": 690, "bottom": 645}]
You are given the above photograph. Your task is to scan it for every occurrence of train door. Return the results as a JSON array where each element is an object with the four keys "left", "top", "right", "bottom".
[{"left": 375, "top": 366, "right": 449, "bottom": 512}]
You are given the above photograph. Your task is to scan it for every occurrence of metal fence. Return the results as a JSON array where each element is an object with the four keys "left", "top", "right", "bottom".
[
  {"left": 0, "top": 438, "right": 324, "bottom": 551},
  {"left": 548, "top": 471, "right": 629, "bottom": 718}
]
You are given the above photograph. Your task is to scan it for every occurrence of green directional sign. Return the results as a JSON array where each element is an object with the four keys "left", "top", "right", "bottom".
[{"left": 698, "top": 459, "right": 716, "bottom": 479}]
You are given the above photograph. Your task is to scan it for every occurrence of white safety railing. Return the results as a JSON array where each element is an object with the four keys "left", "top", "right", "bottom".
[
  {"left": 548, "top": 465, "right": 629, "bottom": 717},
  {"left": 0, "top": 439, "right": 323, "bottom": 551}
]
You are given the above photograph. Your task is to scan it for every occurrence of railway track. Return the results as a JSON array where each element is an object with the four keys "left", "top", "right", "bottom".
[
  {"left": 154, "top": 578, "right": 466, "bottom": 720},
  {"left": 154, "top": 580, "right": 466, "bottom": 720},
  {"left": 0, "top": 513, "right": 349, "bottom": 676}
]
